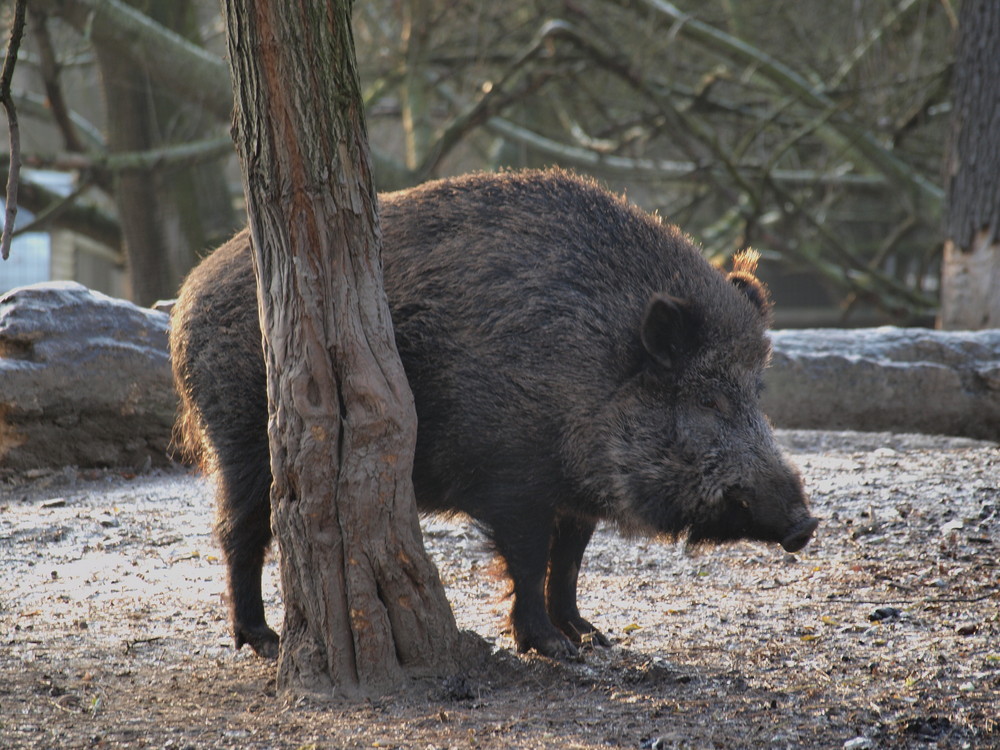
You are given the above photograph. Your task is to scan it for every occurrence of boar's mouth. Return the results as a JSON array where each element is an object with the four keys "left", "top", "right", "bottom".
[
  {"left": 780, "top": 516, "right": 819, "bottom": 553},
  {"left": 682, "top": 488, "right": 819, "bottom": 553}
]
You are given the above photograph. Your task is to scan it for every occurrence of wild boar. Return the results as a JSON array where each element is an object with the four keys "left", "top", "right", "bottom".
[{"left": 170, "top": 169, "right": 818, "bottom": 659}]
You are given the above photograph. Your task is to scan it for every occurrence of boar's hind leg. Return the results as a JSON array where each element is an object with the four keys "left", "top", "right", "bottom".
[
  {"left": 486, "top": 504, "right": 580, "bottom": 659},
  {"left": 546, "top": 514, "right": 611, "bottom": 649},
  {"left": 215, "top": 442, "right": 279, "bottom": 659}
]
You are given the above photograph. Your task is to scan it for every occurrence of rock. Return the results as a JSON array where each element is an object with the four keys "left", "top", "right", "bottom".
[
  {"left": 868, "top": 606, "right": 902, "bottom": 623},
  {"left": 0, "top": 282, "right": 175, "bottom": 473},
  {"left": 765, "top": 327, "right": 1000, "bottom": 441},
  {"left": 903, "top": 716, "right": 952, "bottom": 741}
]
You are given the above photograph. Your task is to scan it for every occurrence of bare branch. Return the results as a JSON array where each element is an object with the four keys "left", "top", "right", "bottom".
[
  {"left": 630, "top": 0, "right": 944, "bottom": 210},
  {"left": 30, "top": 0, "right": 232, "bottom": 121},
  {"left": 10, "top": 178, "right": 93, "bottom": 238},
  {"left": 1, "top": 0, "right": 27, "bottom": 260},
  {"left": 30, "top": 0, "right": 414, "bottom": 192},
  {"left": 28, "top": 8, "right": 87, "bottom": 153},
  {"left": 764, "top": 176, "right": 935, "bottom": 314},
  {"left": 446, "top": 23, "right": 890, "bottom": 195},
  {"left": 827, "top": 0, "right": 928, "bottom": 92},
  {"left": 483, "top": 113, "right": 889, "bottom": 190},
  {"left": 15, "top": 91, "right": 105, "bottom": 151},
  {"left": 413, "top": 20, "right": 570, "bottom": 179},
  {"left": 14, "top": 136, "right": 234, "bottom": 174},
  {"left": 0, "top": 164, "right": 120, "bottom": 250}
]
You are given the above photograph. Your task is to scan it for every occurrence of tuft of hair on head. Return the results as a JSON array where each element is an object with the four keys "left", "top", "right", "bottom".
[
  {"left": 732, "top": 248, "right": 761, "bottom": 276},
  {"left": 727, "top": 249, "right": 772, "bottom": 319}
]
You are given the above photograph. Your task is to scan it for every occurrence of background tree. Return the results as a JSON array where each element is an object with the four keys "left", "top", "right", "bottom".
[
  {"left": 220, "top": 0, "right": 460, "bottom": 696},
  {"left": 3, "top": 0, "right": 978, "bottom": 326},
  {"left": 9, "top": 0, "right": 238, "bottom": 304},
  {"left": 938, "top": 0, "right": 1000, "bottom": 329},
  {"left": 92, "top": 0, "right": 237, "bottom": 305}
]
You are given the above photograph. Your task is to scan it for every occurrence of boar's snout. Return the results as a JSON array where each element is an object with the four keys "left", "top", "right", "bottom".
[
  {"left": 770, "top": 472, "right": 819, "bottom": 552},
  {"left": 723, "top": 465, "right": 818, "bottom": 553},
  {"left": 781, "top": 516, "right": 819, "bottom": 553}
]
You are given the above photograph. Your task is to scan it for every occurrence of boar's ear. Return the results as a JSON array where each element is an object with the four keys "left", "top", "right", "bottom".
[
  {"left": 641, "top": 294, "right": 698, "bottom": 369},
  {"left": 727, "top": 249, "right": 772, "bottom": 320}
]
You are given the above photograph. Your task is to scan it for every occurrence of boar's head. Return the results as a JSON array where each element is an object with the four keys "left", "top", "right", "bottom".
[{"left": 596, "top": 251, "right": 818, "bottom": 553}]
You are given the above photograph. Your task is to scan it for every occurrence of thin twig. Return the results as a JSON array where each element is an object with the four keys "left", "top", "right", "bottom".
[
  {"left": 827, "top": 0, "right": 927, "bottom": 93},
  {"left": 632, "top": 0, "right": 944, "bottom": 207},
  {"left": 926, "top": 591, "right": 999, "bottom": 604},
  {"left": 1, "top": 0, "right": 28, "bottom": 260},
  {"left": 413, "top": 19, "right": 568, "bottom": 180},
  {"left": 124, "top": 636, "right": 164, "bottom": 654},
  {"left": 11, "top": 178, "right": 93, "bottom": 238}
]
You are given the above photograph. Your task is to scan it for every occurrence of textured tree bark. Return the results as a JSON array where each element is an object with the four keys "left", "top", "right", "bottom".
[
  {"left": 221, "top": 0, "right": 459, "bottom": 697},
  {"left": 939, "top": 0, "right": 1000, "bottom": 329}
]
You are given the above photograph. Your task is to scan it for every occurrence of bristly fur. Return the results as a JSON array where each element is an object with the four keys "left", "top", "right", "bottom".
[
  {"left": 727, "top": 249, "right": 772, "bottom": 323},
  {"left": 169, "top": 168, "right": 814, "bottom": 659},
  {"left": 732, "top": 248, "right": 761, "bottom": 276}
]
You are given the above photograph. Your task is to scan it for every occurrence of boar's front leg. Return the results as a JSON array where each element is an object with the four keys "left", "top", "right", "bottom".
[
  {"left": 486, "top": 503, "right": 579, "bottom": 659},
  {"left": 546, "top": 514, "right": 611, "bottom": 649}
]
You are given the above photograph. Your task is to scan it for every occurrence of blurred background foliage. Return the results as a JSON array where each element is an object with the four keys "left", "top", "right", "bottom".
[{"left": 3, "top": 0, "right": 959, "bottom": 324}]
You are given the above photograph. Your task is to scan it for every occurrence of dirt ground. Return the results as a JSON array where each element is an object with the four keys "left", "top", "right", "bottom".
[{"left": 1, "top": 429, "right": 997, "bottom": 749}]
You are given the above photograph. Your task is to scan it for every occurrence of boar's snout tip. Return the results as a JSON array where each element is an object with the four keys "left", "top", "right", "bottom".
[{"left": 781, "top": 517, "right": 819, "bottom": 553}]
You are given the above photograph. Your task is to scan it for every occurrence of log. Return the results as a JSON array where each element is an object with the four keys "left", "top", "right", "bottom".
[
  {"left": 765, "top": 327, "right": 1000, "bottom": 441},
  {"left": 1, "top": 283, "right": 997, "bottom": 474}
]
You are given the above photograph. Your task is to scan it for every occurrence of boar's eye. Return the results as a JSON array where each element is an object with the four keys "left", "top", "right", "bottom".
[{"left": 698, "top": 394, "right": 729, "bottom": 415}]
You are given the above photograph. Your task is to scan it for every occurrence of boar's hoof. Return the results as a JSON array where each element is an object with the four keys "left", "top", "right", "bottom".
[
  {"left": 780, "top": 517, "right": 819, "bottom": 553},
  {"left": 516, "top": 625, "right": 582, "bottom": 660},
  {"left": 235, "top": 623, "right": 280, "bottom": 660},
  {"left": 554, "top": 615, "right": 612, "bottom": 650},
  {"left": 530, "top": 634, "right": 582, "bottom": 661},
  {"left": 579, "top": 628, "right": 612, "bottom": 650}
]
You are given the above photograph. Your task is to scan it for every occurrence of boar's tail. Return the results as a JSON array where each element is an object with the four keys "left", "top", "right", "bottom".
[{"left": 169, "top": 393, "right": 212, "bottom": 471}]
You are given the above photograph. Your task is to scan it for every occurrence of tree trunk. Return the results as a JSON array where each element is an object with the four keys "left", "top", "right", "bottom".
[
  {"left": 95, "top": 0, "right": 237, "bottom": 306},
  {"left": 221, "top": 0, "right": 459, "bottom": 697},
  {"left": 95, "top": 44, "right": 174, "bottom": 306},
  {"left": 939, "top": 0, "right": 1000, "bottom": 329},
  {"left": 401, "top": 0, "right": 432, "bottom": 171},
  {"left": 144, "top": 0, "right": 238, "bottom": 286}
]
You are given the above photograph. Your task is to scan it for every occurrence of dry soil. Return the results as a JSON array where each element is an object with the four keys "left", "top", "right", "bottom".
[{"left": 1, "top": 430, "right": 998, "bottom": 749}]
